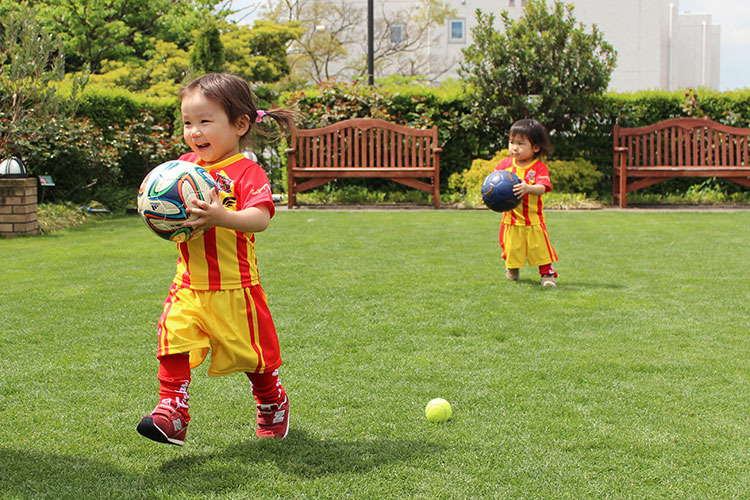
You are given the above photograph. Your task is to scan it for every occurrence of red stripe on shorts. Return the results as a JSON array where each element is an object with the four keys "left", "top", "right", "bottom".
[
  {"left": 540, "top": 222, "right": 558, "bottom": 260},
  {"left": 244, "top": 287, "right": 264, "bottom": 373}
]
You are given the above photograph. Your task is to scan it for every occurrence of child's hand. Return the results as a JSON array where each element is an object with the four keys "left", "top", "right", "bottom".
[
  {"left": 513, "top": 181, "right": 545, "bottom": 197},
  {"left": 185, "top": 188, "right": 225, "bottom": 232},
  {"left": 513, "top": 180, "right": 532, "bottom": 197}
]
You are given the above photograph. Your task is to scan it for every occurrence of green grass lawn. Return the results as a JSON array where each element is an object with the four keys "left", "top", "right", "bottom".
[{"left": 2, "top": 209, "right": 750, "bottom": 499}]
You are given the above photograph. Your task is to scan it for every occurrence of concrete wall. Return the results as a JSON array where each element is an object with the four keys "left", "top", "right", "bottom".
[
  {"left": 677, "top": 13, "right": 721, "bottom": 89},
  {"left": 334, "top": 0, "right": 721, "bottom": 91},
  {"left": 428, "top": 0, "right": 719, "bottom": 91}
]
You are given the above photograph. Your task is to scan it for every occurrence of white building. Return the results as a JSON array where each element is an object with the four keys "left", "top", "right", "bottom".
[{"left": 346, "top": 0, "right": 721, "bottom": 91}]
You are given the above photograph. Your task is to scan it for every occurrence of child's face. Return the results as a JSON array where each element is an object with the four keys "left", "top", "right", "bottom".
[
  {"left": 181, "top": 91, "right": 249, "bottom": 166},
  {"left": 508, "top": 134, "right": 541, "bottom": 165}
]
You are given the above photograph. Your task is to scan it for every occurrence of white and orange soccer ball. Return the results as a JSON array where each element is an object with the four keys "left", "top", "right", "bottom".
[{"left": 137, "top": 160, "right": 216, "bottom": 242}]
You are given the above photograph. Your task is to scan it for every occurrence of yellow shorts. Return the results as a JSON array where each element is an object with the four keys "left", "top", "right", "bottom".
[
  {"left": 156, "top": 284, "right": 282, "bottom": 376},
  {"left": 500, "top": 223, "right": 558, "bottom": 269}
]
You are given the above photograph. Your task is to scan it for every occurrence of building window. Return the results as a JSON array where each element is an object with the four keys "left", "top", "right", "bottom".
[
  {"left": 390, "top": 25, "right": 403, "bottom": 46},
  {"left": 509, "top": 0, "right": 515, "bottom": 6},
  {"left": 449, "top": 19, "right": 465, "bottom": 43}
]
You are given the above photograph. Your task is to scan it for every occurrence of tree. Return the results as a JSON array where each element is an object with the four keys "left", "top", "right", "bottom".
[
  {"left": 263, "top": 0, "right": 362, "bottom": 83},
  {"left": 0, "top": 5, "right": 121, "bottom": 201},
  {"left": 0, "top": 4, "right": 83, "bottom": 151},
  {"left": 261, "top": 0, "right": 454, "bottom": 84},
  {"left": 33, "top": 0, "right": 226, "bottom": 73},
  {"left": 366, "top": 0, "right": 455, "bottom": 81},
  {"left": 89, "top": 21, "right": 302, "bottom": 97},
  {"left": 222, "top": 21, "right": 303, "bottom": 83},
  {"left": 190, "top": 25, "right": 226, "bottom": 75},
  {"left": 87, "top": 38, "right": 191, "bottom": 97},
  {"left": 459, "top": 0, "right": 616, "bottom": 152}
]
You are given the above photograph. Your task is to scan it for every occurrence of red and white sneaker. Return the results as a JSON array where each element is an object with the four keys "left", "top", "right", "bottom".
[
  {"left": 256, "top": 395, "right": 290, "bottom": 439},
  {"left": 137, "top": 399, "right": 188, "bottom": 446},
  {"left": 541, "top": 274, "right": 557, "bottom": 287}
]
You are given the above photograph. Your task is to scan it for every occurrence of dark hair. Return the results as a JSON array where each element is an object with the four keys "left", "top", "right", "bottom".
[
  {"left": 509, "top": 119, "right": 553, "bottom": 159},
  {"left": 178, "top": 73, "right": 298, "bottom": 149}
]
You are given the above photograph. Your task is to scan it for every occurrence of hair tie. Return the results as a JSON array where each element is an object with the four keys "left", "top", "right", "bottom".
[{"left": 254, "top": 110, "right": 267, "bottom": 123}]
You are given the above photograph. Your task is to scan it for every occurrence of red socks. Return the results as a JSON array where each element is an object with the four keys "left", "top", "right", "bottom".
[
  {"left": 246, "top": 369, "right": 285, "bottom": 406},
  {"left": 157, "top": 354, "right": 191, "bottom": 421},
  {"left": 157, "top": 354, "right": 285, "bottom": 416},
  {"left": 539, "top": 263, "right": 557, "bottom": 277}
]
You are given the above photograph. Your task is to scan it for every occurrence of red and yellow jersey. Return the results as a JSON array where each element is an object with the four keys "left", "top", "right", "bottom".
[
  {"left": 172, "top": 152, "right": 275, "bottom": 290},
  {"left": 494, "top": 157, "right": 551, "bottom": 226}
]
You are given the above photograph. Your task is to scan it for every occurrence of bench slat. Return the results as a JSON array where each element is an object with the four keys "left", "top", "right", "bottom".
[
  {"left": 287, "top": 118, "right": 441, "bottom": 208},
  {"left": 613, "top": 117, "right": 750, "bottom": 207},
  {"left": 291, "top": 168, "right": 437, "bottom": 179},
  {"left": 624, "top": 166, "right": 750, "bottom": 173}
]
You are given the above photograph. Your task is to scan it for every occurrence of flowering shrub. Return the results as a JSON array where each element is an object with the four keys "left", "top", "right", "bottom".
[
  {"left": 110, "top": 110, "right": 185, "bottom": 188},
  {"left": 447, "top": 151, "right": 508, "bottom": 207},
  {"left": 448, "top": 150, "right": 603, "bottom": 207},
  {"left": 0, "top": 113, "right": 120, "bottom": 201}
]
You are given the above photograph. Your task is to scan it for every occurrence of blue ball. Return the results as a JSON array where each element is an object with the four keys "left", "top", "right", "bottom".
[{"left": 481, "top": 170, "right": 522, "bottom": 212}]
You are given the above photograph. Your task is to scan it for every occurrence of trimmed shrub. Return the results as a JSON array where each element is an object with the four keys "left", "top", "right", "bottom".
[
  {"left": 76, "top": 86, "right": 179, "bottom": 132},
  {"left": 447, "top": 151, "right": 508, "bottom": 207},
  {"left": 547, "top": 159, "right": 602, "bottom": 194},
  {"left": 448, "top": 150, "right": 602, "bottom": 205},
  {"left": 3, "top": 114, "right": 121, "bottom": 204}
]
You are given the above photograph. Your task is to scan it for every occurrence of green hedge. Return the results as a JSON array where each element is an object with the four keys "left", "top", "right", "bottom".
[
  {"left": 284, "top": 84, "right": 750, "bottom": 197},
  {"left": 281, "top": 80, "right": 483, "bottom": 192},
  {"left": 61, "top": 83, "right": 750, "bottom": 203},
  {"left": 10, "top": 87, "right": 185, "bottom": 211},
  {"left": 76, "top": 87, "right": 180, "bottom": 133}
]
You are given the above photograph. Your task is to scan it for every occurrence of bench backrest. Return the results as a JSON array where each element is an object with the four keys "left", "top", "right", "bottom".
[
  {"left": 288, "top": 118, "right": 439, "bottom": 169},
  {"left": 614, "top": 117, "right": 750, "bottom": 168}
]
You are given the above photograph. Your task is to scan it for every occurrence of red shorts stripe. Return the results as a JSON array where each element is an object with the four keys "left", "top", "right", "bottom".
[{"left": 243, "top": 286, "right": 264, "bottom": 373}]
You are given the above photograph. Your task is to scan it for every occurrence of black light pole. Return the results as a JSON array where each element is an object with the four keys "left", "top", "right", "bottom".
[{"left": 367, "top": 0, "right": 374, "bottom": 85}]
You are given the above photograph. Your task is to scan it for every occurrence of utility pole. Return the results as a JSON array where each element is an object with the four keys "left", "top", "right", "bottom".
[{"left": 368, "top": 0, "right": 374, "bottom": 85}]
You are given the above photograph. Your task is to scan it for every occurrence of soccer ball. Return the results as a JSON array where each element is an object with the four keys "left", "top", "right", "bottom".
[
  {"left": 137, "top": 160, "right": 216, "bottom": 242},
  {"left": 481, "top": 170, "right": 521, "bottom": 212}
]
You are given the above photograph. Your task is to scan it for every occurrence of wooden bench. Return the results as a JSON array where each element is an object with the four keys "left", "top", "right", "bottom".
[
  {"left": 613, "top": 117, "right": 750, "bottom": 207},
  {"left": 285, "top": 118, "right": 442, "bottom": 208}
]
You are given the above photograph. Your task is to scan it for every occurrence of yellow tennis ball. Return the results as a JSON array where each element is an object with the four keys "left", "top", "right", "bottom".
[{"left": 425, "top": 398, "right": 452, "bottom": 422}]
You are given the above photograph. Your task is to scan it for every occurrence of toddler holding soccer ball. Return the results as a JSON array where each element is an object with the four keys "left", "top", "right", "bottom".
[
  {"left": 136, "top": 73, "right": 297, "bottom": 445},
  {"left": 494, "top": 119, "right": 559, "bottom": 287}
]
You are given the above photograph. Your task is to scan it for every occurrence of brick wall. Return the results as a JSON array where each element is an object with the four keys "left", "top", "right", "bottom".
[{"left": 0, "top": 178, "right": 38, "bottom": 238}]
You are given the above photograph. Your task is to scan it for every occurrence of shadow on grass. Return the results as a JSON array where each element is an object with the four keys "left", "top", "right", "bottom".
[
  {"left": 160, "top": 429, "right": 442, "bottom": 478},
  {"left": 1, "top": 432, "right": 441, "bottom": 498},
  {"left": 514, "top": 278, "right": 624, "bottom": 290},
  {"left": 0, "top": 447, "right": 130, "bottom": 499}
]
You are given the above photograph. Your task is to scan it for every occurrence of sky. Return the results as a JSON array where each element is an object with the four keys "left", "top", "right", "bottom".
[{"left": 227, "top": 0, "right": 749, "bottom": 91}]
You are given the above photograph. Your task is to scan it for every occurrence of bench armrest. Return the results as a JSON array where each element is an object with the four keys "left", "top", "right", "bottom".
[{"left": 614, "top": 147, "right": 628, "bottom": 152}]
